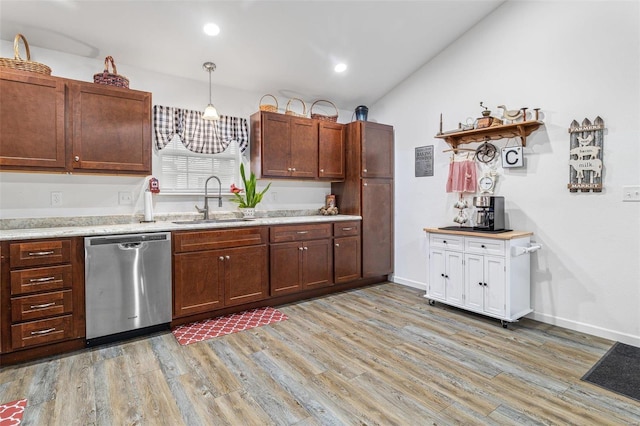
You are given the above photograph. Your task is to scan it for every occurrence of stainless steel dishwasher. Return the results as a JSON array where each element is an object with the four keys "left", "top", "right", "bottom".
[{"left": 84, "top": 232, "right": 172, "bottom": 345}]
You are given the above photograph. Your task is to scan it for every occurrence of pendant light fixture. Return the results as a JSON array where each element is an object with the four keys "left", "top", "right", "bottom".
[{"left": 202, "top": 61, "right": 220, "bottom": 121}]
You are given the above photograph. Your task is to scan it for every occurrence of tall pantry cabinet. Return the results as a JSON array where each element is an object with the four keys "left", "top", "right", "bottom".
[{"left": 332, "top": 121, "right": 394, "bottom": 278}]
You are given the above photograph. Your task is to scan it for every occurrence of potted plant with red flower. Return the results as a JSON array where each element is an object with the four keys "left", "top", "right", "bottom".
[{"left": 230, "top": 164, "right": 271, "bottom": 218}]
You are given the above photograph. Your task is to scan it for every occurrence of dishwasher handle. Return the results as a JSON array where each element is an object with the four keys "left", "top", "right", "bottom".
[{"left": 118, "top": 242, "right": 145, "bottom": 250}]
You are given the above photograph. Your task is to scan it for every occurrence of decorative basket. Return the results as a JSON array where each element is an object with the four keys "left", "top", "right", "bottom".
[
  {"left": 310, "top": 100, "right": 339, "bottom": 122},
  {"left": 285, "top": 98, "right": 307, "bottom": 118},
  {"left": 93, "top": 56, "right": 129, "bottom": 88},
  {"left": 0, "top": 34, "right": 52, "bottom": 75},
  {"left": 259, "top": 94, "right": 278, "bottom": 113}
]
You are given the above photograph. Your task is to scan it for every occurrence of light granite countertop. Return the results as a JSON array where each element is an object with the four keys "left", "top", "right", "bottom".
[{"left": 1, "top": 210, "right": 362, "bottom": 241}]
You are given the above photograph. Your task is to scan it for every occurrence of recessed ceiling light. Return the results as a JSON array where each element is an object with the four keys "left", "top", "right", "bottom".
[
  {"left": 334, "top": 63, "right": 347, "bottom": 73},
  {"left": 203, "top": 23, "right": 220, "bottom": 36}
]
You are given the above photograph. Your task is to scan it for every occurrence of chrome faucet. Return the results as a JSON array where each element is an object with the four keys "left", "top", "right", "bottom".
[{"left": 195, "top": 175, "right": 222, "bottom": 220}]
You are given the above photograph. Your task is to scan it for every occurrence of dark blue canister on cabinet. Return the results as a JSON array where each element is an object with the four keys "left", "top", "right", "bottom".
[{"left": 355, "top": 105, "right": 368, "bottom": 121}]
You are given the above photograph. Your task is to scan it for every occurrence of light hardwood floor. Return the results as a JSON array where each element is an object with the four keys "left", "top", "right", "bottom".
[{"left": 1, "top": 282, "right": 639, "bottom": 425}]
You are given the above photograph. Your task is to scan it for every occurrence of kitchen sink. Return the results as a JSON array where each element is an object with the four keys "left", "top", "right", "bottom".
[{"left": 172, "top": 218, "right": 246, "bottom": 225}]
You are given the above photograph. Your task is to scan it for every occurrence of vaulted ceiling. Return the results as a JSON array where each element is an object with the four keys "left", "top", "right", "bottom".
[{"left": 0, "top": 0, "right": 504, "bottom": 110}]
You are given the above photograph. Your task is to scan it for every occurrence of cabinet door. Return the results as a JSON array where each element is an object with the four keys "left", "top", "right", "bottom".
[
  {"left": 0, "top": 71, "right": 66, "bottom": 170},
  {"left": 445, "top": 251, "right": 464, "bottom": 306},
  {"left": 464, "top": 254, "right": 485, "bottom": 312},
  {"left": 362, "top": 178, "right": 393, "bottom": 277},
  {"left": 69, "top": 82, "right": 151, "bottom": 174},
  {"left": 484, "top": 256, "right": 506, "bottom": 317},
  {"left": 302, "top": 239, "right": 333, "bottom": 290},
  {"left": 174, "top": 251, "right": 224, "bottom": 317},
  {"left": 428, "top": 249, "right": 446, "bottom": 301},
  {"left": 223, "top": 245, "right": 269, "bottom": 307},
  {"left": 318, "top": 122, "right": 345, "bottom": 179},
  {"left": 270, "top": 242, "right": 303, "bottom": 295},
  {"left": 334, "top": 236, "right": 361, "bottom": 283},
  {"left": 290, "top": 117, "right": 318, "bottom": 178},
  {"left": 261, "top": 113, "right": 291, "bottom": 177},
  {"left": 361, "top": 122, "right": 394, "bottom": 178}
]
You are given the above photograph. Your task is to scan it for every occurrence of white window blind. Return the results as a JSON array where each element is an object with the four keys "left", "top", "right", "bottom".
[{"left": 158, "top": 134, "right": 242, "bottom": 194}]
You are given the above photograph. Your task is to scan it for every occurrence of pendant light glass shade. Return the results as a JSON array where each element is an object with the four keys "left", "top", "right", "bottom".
[
  {"left": 202, "top": 62, "right": 220, "bottom": 121},
  {"left": 203, "top": 104, "right": 220, "bottom": 120}
]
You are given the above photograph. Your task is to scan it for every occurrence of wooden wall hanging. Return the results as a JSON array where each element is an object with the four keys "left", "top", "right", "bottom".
[{"left": 568, "top": 117, "right": 605, "bottom": 192}]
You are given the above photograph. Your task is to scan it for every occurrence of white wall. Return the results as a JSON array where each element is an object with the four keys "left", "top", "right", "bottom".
[
  {"left": 374, "top": 1, "right": 640, "bottom": 345},
  {"left": 0, "top": 42, "right": 354, "bottom": 219}
]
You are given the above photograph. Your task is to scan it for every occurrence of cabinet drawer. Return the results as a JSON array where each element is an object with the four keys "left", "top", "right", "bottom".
[
  {"left": 465, "top": 237, "right": 506, "bottom": 256},
  {"left": 173, "top": 227, "right": 267, "bottom": 253},
  {"left": 430, "top": 234, "right": 463, "bottom": 251},
  {"left": 10, "top": 240, "right": 71, "bottom": 268},
  {"left": 10, "top": 265, "right": 73, "bottom": 295},
  {"left": 11, "top": 315, "right": 74, "bottom": 349},
  {"left": 333, "top": 221, "right": 360, "bottom": 237},
  {"left": 11, "top": 290, "right": 73, "bottom": 322},
  {"left": 270, "top": 223, "right": 332, "bottom": 243}
]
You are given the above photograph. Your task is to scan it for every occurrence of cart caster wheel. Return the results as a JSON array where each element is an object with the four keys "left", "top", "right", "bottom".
[
  {"left": 501, "top": 320, "right": 508, "bottom": 329},
  {"left": 428, "top": 299, "right": 436, "bottom": 306}
]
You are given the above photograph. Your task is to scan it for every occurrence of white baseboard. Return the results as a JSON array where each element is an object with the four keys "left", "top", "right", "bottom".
[
  {"left": 389, "top": 277, "right": 639, "bottom": 346},
  {"left": 528, "top": 311, "right": 640, "bottom": 347},
  {"left": 389, "top": 275, "right": 425, "bottom": 291}
]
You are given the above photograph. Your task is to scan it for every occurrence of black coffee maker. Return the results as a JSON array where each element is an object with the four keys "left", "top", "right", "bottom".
[{"left": 473, "top": 196, "right": 505, "bottom": 231}]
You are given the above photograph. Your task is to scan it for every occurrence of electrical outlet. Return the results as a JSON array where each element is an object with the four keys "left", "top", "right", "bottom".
[
  {"left": 118, "top": 191, "right": 134, "bottom": 205},
  {"left": 51, "top": 191, "right": 62, "bottom": 206},
  {"left": 622, "top": 185, "right": 640, "bottom": 202}
]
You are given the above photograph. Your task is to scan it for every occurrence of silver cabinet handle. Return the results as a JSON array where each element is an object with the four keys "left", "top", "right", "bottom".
[
  {"left": 363, "top": 169, "right": 368, "bottom": 173},
  {"left": 219, "top": 256, "right": 224, "bottom": 261},
  {"left": 320, "top": 168, "right": 324, "bottom": 173},
  {"left": 292, "top": 168, "right": 296, "bottom": 171},
  {"left": 31, "top": 328, "right": 56, "bottom": 336},
  {"left": 225, "top": 255, "right": 230, "bottom": 260},
  {"left": 30, "top": 302, "right": 56, "bottom": 309},
  {"left": 287, "top": 168, "right": 292, "bottom": 171},
  {"left": 363, "top": 183, "right": 368, "bottom": 186},
  {"left": 335, "top": 243, "right": 340, "bottom": 247},
  {"left": 74, "top": 156, "right": 80, "bottom": 162},
  {"left": 342, "top": 227, "right": 353, "bottom": 231},
  {"left": 28, "top": 251, "right": 55, "bottom": 256},
  {"left": 29, "top": 276, "right": 55, "bottom": 283},
  {"left": 303, "top": 246, "right": 308, "bottom": 250},
  {"left": 297, "top": 231, "right": 308, "bottom": 234},
  {"left": 298, "top": 247, "right": 304, "bottom": 251}
]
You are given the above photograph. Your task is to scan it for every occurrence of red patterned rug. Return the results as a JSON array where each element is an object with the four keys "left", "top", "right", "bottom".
[
  {"left": 172, "top": 307, "right": 288, "bottom": 345},
  {"left": 0, "top": 399, "right": 27, "bottom": 425}
]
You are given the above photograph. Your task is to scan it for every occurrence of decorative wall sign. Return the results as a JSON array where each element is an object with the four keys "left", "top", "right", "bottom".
[
  {"left": 568, "top": 117, "right": 605, "bottom": 192},
  {"left": 501, "top": 146, "right": 523, "bottom": 168},
  {"left": 415, "top": 145, "right": 434, "bottom": 177}
]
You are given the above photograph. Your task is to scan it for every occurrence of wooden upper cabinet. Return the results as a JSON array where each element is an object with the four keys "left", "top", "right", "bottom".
[
  {"left": 69, "top": 82, "right": 151, "bottom": 174},
  {"left": 251, "top": 111, "right": 344, "bottom": 180},
  {"left": 0, "top": 70, "right": 66, "bottom": 171},
  {"left": 361, "top": 121, "right": 394, "bottom": 178},
  {"left": 318, "top": 121, "right": 345, "bottom": 179},
  {"left": 0, "top": 69, "right": 151, "bottom": 175},
  {"left": 260, "top": 112, "right": 291, "bottom": 177},
  {"left": 289, "top": 117, "right": 317, "bottom": 178}
]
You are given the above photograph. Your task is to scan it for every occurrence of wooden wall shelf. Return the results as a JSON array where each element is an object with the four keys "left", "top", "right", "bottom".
[{"left": 435, "top": 120, "right": 544, "bottom": 148}]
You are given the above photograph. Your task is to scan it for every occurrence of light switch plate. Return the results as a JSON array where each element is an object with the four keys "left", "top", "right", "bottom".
[{"left": 622, "top": 185, "right": 640, "bottom": 202}]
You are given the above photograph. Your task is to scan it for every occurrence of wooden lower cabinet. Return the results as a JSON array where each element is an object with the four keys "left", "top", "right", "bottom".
[
  {"left": 1, "top": 237, "right": 85, "bottom": 361},
  {"left": 269, "top": 223, "right": 333, "bottom": 296},
  {"left": 270, "top": 239, "right": 333, "bottom": 296},
  {"left": 333, "top": 221, "right": 361, "bottom": 283},
  {"left": 172, "top": 227, "right": 269, "bottom": 319}
]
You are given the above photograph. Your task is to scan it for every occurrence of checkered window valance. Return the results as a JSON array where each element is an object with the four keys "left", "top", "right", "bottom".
[{"left": 153, "top": 105, "right": 249, "bottom": 154}]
